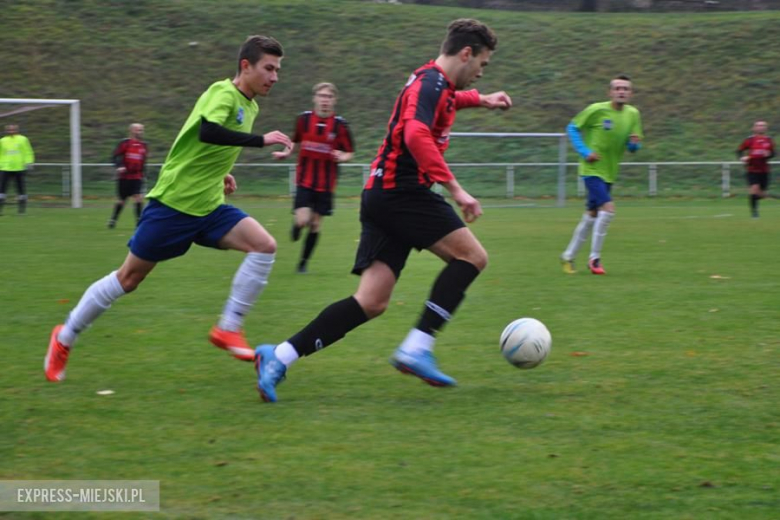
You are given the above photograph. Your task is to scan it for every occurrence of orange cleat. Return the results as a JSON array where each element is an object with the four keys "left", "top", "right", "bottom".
[
  {"left": 209, "top": 326, "right": 254, "bottom": 362},
  {"left": 588, "top": 258, "right": 606, "bottom": 275},
  {"left": 45, "top": 324, "right": 71, "bottom": 382}
]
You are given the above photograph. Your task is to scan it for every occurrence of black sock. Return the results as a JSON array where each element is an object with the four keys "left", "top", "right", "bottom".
[
  {"left": 750, "top": 194, "right": 759, "bottom": 213},
  {"left": 288, "top": 296, "right": 368, "bottom": 357},
  {"left": 111, "top": 202, "right": 124, "bottom": 221},
  {"left": 291, "top": 223, "right": 302, "bottom": 242},
  {"left": 18, "top": 199, "right": 26, "bottom": 214},
  {"left": 300, "top": 231, "right": 319, "bottom": 267},
  {"left": 134, "top": 202, "right": 143, "bottom": 222},
  {"left": 0, "top": 200, "right": 4, "bottom": 215},
  {"left": 416, "top": 259, "right": 481, "bottom": 335}
]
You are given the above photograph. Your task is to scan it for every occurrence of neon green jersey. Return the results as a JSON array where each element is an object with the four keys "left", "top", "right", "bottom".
[
  {"left": 571, "top": 101, "right": 643, "bottom": 183},
  {"left": 147, "top": 79, "right": 259, "bottom": 216},
  {"left": 0, "top": 135, "right": 35, "bottom": 172}
]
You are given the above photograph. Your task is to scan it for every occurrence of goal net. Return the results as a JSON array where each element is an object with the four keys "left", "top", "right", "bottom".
[{"left": 0, "top": 98, "right": 82, "bottom": 208}]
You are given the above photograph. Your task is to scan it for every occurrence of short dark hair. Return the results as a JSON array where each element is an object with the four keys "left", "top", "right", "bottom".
[
  {"left": 611, "top": 74, "right": 632, "bottom": 87},
  {"left": 440, "top": 19, "right": 497, "bottom": 56},
  {"left": 237, "top": 35, "right": 283, "bottom": 74}
]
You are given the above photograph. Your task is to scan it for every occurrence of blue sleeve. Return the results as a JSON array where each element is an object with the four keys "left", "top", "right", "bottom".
[
  {"left": 627, "top": 141, "right": 641, "bottom": 153},
  {"left": 566, "top": 122, "right": 591, "bottom": 159}
]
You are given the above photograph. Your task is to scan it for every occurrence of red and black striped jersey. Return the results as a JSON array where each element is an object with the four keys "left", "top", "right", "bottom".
[
  {"left": 113, "top": 138, "right": 148, "bottom": 180},
  {"left": 737, "top": 134, "right": 775, "bottom": 173},
  {"left": 293, "top": 112, "right": 354, "bottom": 193},
  {"left": 367, "top": 60, "right": 480, "bottom": 191}
]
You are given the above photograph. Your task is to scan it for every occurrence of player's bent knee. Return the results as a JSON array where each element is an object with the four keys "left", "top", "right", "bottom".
[
  {"left": 461, "top": 246, "right": 488, "bottom": 272},
  {"left": 251, "top": 236, "right": 277, "bottom": 254},
  {"left": 360, "top": 299, "right": 388, "bottom": 319},
  {"left": 354, "top": 292, "right": 389, "bottom": 319}
]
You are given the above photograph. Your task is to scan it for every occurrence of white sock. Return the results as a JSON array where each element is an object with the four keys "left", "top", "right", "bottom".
[
  {"left": 399, "top": 328, "right": 435, "bottom": 356},
  {"left": 218, "top": 252, "right": 275, "bottom": 331},
  {"left": 274, "top": 341, "right": 300, "bottom": 368},
  {"left": 563, "top": 213, "right": 596, "bottom": 261},
  {"left": 590, "top": 210, "right": 615, "bottom": 260},
  {"left": 59, "top": 271, "right": 126, "bottom": 347}
]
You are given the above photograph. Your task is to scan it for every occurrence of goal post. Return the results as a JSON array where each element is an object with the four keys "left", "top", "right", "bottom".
[
  {"left": 449, "top": 132, "right": 568, "bottom": 207},
  {"left": 0, "top": 98, "right": 82, "bottom": 208}
]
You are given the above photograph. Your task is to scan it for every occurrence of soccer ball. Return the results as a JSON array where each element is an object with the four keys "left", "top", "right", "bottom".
[{"left": 500, "top": 318, "right": 552, "bottom": 369}]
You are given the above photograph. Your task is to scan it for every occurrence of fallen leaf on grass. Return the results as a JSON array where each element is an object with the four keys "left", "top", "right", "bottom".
[
  {"left": 570, "top": 351, "right": 590, "bottom": 357},
  {"left": 57, "top": 299, "right": 70, "bottom": 304},
  {"left": 96, "top": 390, "right": 114, "bottom": 396},
  {"left": 709, "top": 275, "right": 730, "bottom": 280}
]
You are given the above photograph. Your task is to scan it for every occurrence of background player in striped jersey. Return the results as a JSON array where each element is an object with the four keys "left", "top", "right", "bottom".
[
  {"left": 108, "top": 123, "right": 148, "bottom": 228},
  {"left": 736, "top": 120, "right": 775, "bottom": 218},
  {"left": 44, "top": 36, "right": 292, "bottom": 382},
  {"left": 560, "top": 74, "right": 643, "bottom": 275},
  {"left": 254, "top": 18, "right": 512, "bottom": 402},
  {"left": 273, "top": 82, "right": 355, "bottom": 273}
]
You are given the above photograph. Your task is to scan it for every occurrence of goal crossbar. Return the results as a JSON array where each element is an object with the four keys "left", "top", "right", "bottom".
[{"left": 0, "top": 98, "right": 82, "bottom": 208}]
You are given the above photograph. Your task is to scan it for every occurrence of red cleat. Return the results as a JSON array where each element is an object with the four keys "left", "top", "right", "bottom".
[
  {"left": 45, "top": 325, "right": 71, "bottom": 382},
  {"left": 209, "top": 326, "right": 254, "bottom": 362},
  {"left": 588, "top": 258, "right": 606, "bottom": 275}
]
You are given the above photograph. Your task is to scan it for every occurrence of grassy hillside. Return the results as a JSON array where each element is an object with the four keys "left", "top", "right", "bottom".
[{"left": 1, "top": 0, "right": 779, "bottom": 165}]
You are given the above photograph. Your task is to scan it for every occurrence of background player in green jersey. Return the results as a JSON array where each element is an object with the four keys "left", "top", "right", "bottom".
[
  {"left": 561, "top": 74, "right": 643, "bottom": 275},
  {"left": 45, "top": 36, "right": 292, "bottom": 382}
]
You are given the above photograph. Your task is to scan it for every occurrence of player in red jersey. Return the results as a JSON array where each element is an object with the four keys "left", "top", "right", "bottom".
[
  {"left": 273, "top": 82, "right": 354, "bottom": 273},
  {"left": 737, "top": 121, "right": 775, "bottom": 218},
  {"left": 254, "top": 19, "right": 512, "bottom": 402},
  {"left": 108, "top": 123, "right": 149, "bottom": 228}
]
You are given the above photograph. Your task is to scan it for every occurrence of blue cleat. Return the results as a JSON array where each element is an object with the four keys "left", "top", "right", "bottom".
[
  {"left": 254, "top": 345, "right": 287, "bottom": 403},
  {"left": 390, "top": 349, "right": 456, "bottom": 387}
]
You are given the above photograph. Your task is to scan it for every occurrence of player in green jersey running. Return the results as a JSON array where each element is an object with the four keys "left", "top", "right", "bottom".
[
  {"left": 45, "top": 36, "right": 292, "bottom": 382},
  {"left": 560, "top": 74, "right": 643, "bottom": 275}
]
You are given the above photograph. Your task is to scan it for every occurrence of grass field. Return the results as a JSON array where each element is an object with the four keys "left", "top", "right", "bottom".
[{"left": 1, "top": 197, "right": 778, "bottom": 519}]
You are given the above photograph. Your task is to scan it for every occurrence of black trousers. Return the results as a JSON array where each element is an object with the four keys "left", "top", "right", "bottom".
[{"left": 0, "top": 171, "right": 26, "bottom": 197}]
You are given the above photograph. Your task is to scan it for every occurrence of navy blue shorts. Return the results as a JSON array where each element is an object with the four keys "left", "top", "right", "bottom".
[
  {"left": 128, "top": 199, "right": 249, "bottom": 262},
  {"left": 583, "top": 176, "right": 613, "bottom": 210}
]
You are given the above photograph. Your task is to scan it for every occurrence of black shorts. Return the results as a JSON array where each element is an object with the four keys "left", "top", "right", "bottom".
[
  {"left": 294, "top": 186, "right": 333, "bottom": 216},
  {"left": 352, "top": 188, "right": 465, "bottom": 279},
  {"left": 118, "top": 179, "right": 143, "bottom": 199},
  {"left": 746, "top": 173, "right": 770, "bottom": 191}
]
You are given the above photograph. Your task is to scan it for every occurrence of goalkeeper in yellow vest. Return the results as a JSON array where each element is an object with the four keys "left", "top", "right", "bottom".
[
  {"left": 0, "top": 124, "right": 35, "bottom": 215},
  {"left": 560, "top": 74, "right": 643, "bottom": 275}
]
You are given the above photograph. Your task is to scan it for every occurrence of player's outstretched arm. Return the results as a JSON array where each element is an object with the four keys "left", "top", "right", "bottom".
[
  {"left": 263, "top": 130, "right": 293, "bottom": 149},
  {"left": 199, "top": 118, "right": 292, "bottom": 150},
  {"left": 479, "top": 91, "right": 512, "bottom": 110}
]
